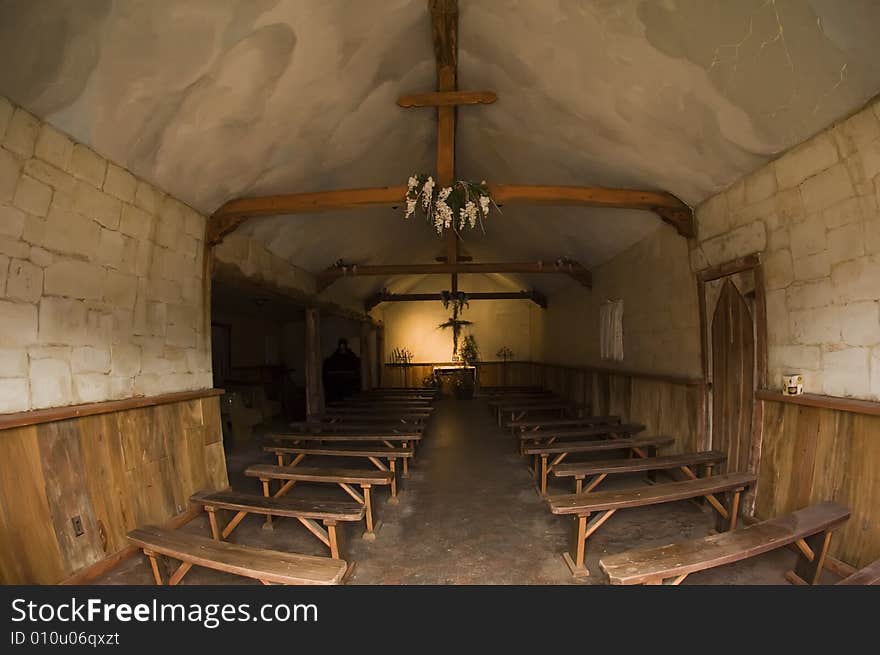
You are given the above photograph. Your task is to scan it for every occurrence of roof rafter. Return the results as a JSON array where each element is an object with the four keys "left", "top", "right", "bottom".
[{"left": 317, "top": 260, "right": 591, "bottom": 292}]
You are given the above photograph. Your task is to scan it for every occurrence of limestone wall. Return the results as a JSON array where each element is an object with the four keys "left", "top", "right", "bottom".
[
  {"left": 0, "top": 96, "right": 212, "bottom": 412},
  {"left": 690, "top": 98, "right": 880, "bottom": 399},
  {"left": 539, "top": 225, "right": 703, "bottom": 378}
]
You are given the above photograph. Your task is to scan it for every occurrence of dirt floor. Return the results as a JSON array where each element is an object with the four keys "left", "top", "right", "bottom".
[{"left": 97, "top": 397, "right": 834, "bottom": 585}]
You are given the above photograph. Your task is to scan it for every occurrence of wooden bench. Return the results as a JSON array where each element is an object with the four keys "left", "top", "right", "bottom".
[
  {"left": 269, "top": 431, "right": 422, "bottom": 471},
  {"left": 245, "top": 464, "right": 393, "bottom": 540},
  {"left": 326, "top": 406, "right": 434, "bottom": 415},
  {"left": 506, "top": 415, "right": 621, "bottom": 433},
  {"left": 323, "top": 410, "right": 432, "bottom": 424},
  {"left": 493, "top": 401, "right": 581, "bottom": 427},
  {"left": 548, "top": 472, "right": 757, "bottom": 576},
  {"left": 316, "top": 413, "right": 428, "bottom": 425},
  {"left": 290, "top": 421, "right": 425, "bottom": 434},
  {"left": 598, "top": 501, "right": 850, "bottom": 585},
  {"left": 517, "top": 423, "right": 645, "bottom": 455},
  {"left": 553, "top": 450, "right": 726, "bottom": 494},
  {"left": 265, "top": 443, "right": 414, "bottom": 489},
  {"left": 523, "top": 434, "right": 674, "bottom": 495},
  {"left": 190, "top": 489, "right": 364, "bottom": 559},
  {"left": 127, "top": 525, "right": 348, "bottom": 585},
  {"left": 837, "top": 558, "right": 880, "bottom": 585}
]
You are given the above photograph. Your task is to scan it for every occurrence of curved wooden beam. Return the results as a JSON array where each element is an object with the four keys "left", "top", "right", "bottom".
[
  {"left": 207, "top": 183, "right": 694, "bottom": 245},
  {"left": 488, "top": 184, "right": 694, "bottom": 237},
  {"left": 207, "top": 186, "right": 407, "bottom": 244}
]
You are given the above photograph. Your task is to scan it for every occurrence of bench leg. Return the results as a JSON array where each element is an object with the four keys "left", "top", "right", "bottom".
[
  {"left": 361, "top": 485, "right": 377, "bottom": 542},
  {"left": 562, "top": 514, "right": 590, "bottom": 577},
  {"left": 788, "top": 530, "right": 834, "bottom": 585},
  {"left": 728, "top": 489, "right": 742, "bottom": 531},
  {"left": 144, "top": 549, "right": 164, "bottom": 585},
  {"left": 582, "top": 473, "right": 607, "bottom": 494},
  {"left": 168, "top": 561, "right": 193, "bottom": 586},
  {"left": 574, "top": 477, "right": 583, "bottom": 494},
  {"left": 388, "top": 459, "right": 399, "bottom": 504},
  {"left": 261, "top": 479, "right": 274, "bottom": 531},
  {"left": 221, "top": 511, "right": 248, "bottom": 540},
  {"left": 325, "top": 521, "right": 340, "bottom": 559},
  {"left": 539, "top": 455, "right": 548, "bottom": 496},
  {"left": 206, "top": 506, "right": 221, "bottom": 541}
]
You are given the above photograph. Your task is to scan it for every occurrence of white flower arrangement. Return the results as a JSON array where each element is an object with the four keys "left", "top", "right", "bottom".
[{"left": 404, "top": 174, "right": 498, "bottom": 236}]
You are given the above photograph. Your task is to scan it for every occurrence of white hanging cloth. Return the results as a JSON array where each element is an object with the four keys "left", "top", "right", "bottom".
[{"left": 600, "top": 299, "right": 624, "bottom": 362}]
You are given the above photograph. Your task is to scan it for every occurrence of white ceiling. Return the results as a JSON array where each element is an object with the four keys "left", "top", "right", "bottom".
[{"left": 2, "top": 0, "right": 879, "bottom": 298}]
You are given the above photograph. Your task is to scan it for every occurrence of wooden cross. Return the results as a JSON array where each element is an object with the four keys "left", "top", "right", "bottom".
[{"left": 206, "top": 0, "right": 695, "bottom": 296}]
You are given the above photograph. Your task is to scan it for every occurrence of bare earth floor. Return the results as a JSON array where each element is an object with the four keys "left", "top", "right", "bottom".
[{"left": 97, "top": 398, "right": 823, "bottom": 586}]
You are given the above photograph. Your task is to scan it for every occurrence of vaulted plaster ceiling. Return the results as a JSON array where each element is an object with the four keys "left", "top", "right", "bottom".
[{"left": 2, "top": 0, "right": 879, "bottom": 298}]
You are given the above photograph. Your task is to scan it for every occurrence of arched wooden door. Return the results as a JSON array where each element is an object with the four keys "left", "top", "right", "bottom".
[{"left": 711, "top": 279, "right": 755, "bottom": 474}]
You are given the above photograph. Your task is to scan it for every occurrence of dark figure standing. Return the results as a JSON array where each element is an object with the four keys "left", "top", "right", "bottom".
[{"left": 322, "top": 338, "right": 362, "bottom": 402}]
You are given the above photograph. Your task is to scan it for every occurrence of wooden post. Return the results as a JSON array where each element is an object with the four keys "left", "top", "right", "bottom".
[
  {"left": 305, "top": 307, "right": 324, "bottom": 417},
  {"left": 360, "top": 321, "right": 372, "bottom": 391},
  {"left": 376, "top": 323, "right": 385, "bottom": 387}
]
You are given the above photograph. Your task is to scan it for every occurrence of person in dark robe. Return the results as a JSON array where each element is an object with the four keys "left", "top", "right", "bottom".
[{"left": 322, "top": 338, "right": 362, "bottom": 402}]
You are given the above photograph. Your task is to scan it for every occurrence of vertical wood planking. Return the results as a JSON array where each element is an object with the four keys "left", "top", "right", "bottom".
[
  {"left": 0, "top": 394, "right": 227, "bottom": 583},
  {"left": 37, "top": 420, "right": 105, "bottom": 575},
  {"left": 756, "top": 401, "right": 880, "bottom": 568},
  {"left": 0, "top": 426, "right": 66, "bottom": 583}
]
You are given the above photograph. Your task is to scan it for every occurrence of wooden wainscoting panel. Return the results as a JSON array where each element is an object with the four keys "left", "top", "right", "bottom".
[
  {"left": 756, "top": 400, "right": 880, "bottom": 568},
  {"left": 37, "top": 420, "right": 105, "bottom": 576},
  {"left": 0, "top": 425, "right": 67, "bottom": 584},
  {"left": 202, "top": 396, "right": 223, "bottom": 444},
  {"left": 77, "top": 413, "right": 132, "bottom": 556}
]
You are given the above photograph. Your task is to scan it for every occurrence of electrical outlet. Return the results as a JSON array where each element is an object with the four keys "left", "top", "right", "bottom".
[{"left": 71, "top": 515, "right": 84, "bottom": 537}]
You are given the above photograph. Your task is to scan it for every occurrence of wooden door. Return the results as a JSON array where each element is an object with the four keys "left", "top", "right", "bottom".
[{"left": 711, "top": 279, "right": 755, "bottom": 474}]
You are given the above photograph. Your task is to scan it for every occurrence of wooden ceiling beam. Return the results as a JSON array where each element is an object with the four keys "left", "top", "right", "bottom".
[
  {"left": 207, "top": 183, "right": 693, "bottom": 245},
  {"left": 207, "top": 186, "right": 406, "bottom": 244},
  {"left": 366, "top": 289, "right": 547, "bottom": 312},
  {"left": 397, "top": 90, "right": 497, "bottom": 108},
  {"left": 489, "top": 184, "right": 694, "bottom": 237},
  {"left": 318, "top": 260, "right": 591, "bottom": 291}
]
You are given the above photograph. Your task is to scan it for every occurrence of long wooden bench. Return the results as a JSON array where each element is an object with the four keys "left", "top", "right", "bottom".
[
  {"left": 245, "top": 464, "right": 392, "bottom": 540},
  {"left": 836, "top": 558, "right": 880, "bottom": 585},
  {"left": 127, "top": 525, "right": 348, "bottom": 585},
  {"left": 270, "top": 432, "right": 422, "bottom": 474},
  {"left": 190, "top": 489, "right": 364, "bottom": 559},
  {"left": 323, "top": 410, "right": 432, "bottom": 424},
  {"left": 317, "top": 413, "right": 428, "bottom": 425},
  {"left": 265, "top": 443, "right": 414, "bottom": 491},
  {"left": 290, "top": 421, "right": 425, "bottom": 434},
  {"left": 598, "top": 501, "right": 850, "bottom": 585},
  {"left": 523, "top": 434, "right": 674, "bottom": 495},
  {"left": 553, "top": 451, "right": 726, "bottom": 493},
  {"left": 548, "top": 472, "right": 757, "bottom": 576},
  {"left": 493, "top": 401, "right": 581, "bottom": 427},
  {"left": 518, "top": 423, "right": 646, "bottom": 459},
  {"left": 327, "top": 406, "right": 433, "bottom": 415},
  {"left": 507, "top": 415, "right": 621, "bottom": 432}
]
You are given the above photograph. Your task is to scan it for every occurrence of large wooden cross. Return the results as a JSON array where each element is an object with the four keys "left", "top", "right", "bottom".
[{"left": 206, "top": 0, "right": 694, "bottom": 304}]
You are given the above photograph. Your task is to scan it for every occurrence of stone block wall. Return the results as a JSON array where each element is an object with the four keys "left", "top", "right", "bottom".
[
  {"left": 540, "top": 225, "right": 703, "bottom": 378},
  {"left": 0, "top": 96, "right": 212, "bottom": 412},
  {"left": 690, "top": 98, "right": 880, "bottom": 399}
]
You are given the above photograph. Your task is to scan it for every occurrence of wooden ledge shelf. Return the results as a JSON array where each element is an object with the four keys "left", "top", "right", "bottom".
[
  {"left": 0, "top": 388, "right": 225, "bottom": 431},
  {"left": 756, "top": 389, "right": 880, "bottom": 417}
]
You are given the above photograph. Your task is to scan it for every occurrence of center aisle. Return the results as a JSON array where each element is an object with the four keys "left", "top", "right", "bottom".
[{"left": 348, "top": 397, "right": 575, "bottom": 584}]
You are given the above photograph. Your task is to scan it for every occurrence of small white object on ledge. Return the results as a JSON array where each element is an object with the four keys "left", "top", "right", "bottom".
[{"left": 782, "top": 374, "right": 804, "bottom": 396}]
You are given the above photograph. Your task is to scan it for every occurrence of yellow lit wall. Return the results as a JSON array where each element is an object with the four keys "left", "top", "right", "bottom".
[{"left": 375, "top": 275, "right": 536, "bottom": 363}]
